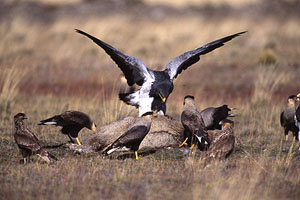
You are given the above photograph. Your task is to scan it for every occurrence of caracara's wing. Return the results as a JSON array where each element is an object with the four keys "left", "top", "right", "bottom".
[
  {"left": 14, "top": 133, "right": 41, "bottom": 152},
  {"left": 115, "top": 126, "right": 148, "bottom": 147},
  {"left": 208, "top": 133, "right": 235, "bottom": 159},
  {"left": 60, "top": 111, "right": 90, "bottom": 126},
  {"left": 296, "top": 106, "right": 300, "bottom": 122},
  {"left": 75, "top": 29, "right": 154, "bottom": 86},
  {"left": 165, "top": 31, "right": 246, "bottom": 80}
]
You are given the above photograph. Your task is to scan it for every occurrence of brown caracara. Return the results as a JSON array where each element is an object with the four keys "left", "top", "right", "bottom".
[
  {"left": 180, "top": 96, "right": 210, "bottom": 150},
  {"left": 38, "top": 111, "right": 97, "bottom": 145},
  {"left": 13, "top": 113, "right": 53, "bottom": 164},
  {"left": 280, "top": 94, "right": 300, "bottom": 141},
  {"left": 205, "top": 119, "right": 235, "bottom": 160},
  {"left": 106, "top": 112, "right": 155, "bottom": 160}
]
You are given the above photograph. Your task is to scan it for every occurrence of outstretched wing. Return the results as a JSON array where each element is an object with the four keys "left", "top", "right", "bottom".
[
  {"left": 165, "top": 31, "right": 247, "bottom": 80},
  {"left": 75, "top": 29, "right": 154, "bottom": 86}
]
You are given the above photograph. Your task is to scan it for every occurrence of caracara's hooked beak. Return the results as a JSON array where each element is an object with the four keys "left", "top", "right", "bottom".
[
  {"left": 158, "top": 93, "right": 166, "bottom": 103},
  {"left": 92, "top": 123, "right": 97, "bottom": 132},
  {"left": 76, "top": 137, "right": 82, "bottom": 146}
]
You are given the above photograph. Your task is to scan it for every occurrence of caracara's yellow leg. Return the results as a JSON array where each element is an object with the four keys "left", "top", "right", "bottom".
[
  {"left": 286, "top": 135, "right": 289, "bottom": 141},
  {"left": 76, "top": 137, "right": 82, "bottom": 146},
  {"left": 179, "top": 137, "right": 188, "bottom": 148},
  {"left": 189, "top": 143, "right": 195, "bottom": 150},
  {"left": 135, "top": 151, "right": 139, "bottom": 160},
  {"left": 293, "top": 136, "right": 296, "bottom": 143}
]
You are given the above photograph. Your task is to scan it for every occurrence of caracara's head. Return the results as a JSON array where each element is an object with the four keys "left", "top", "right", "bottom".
[
  {"left": 219, "top": 118, "right": 234, "bottom": 128},
  {"left": 183, "top": 95, "right": 195, "bottom": 105},
  {"left": 287, "top": 94, "right": 300, "bottom": 104},
  {"left": 14, "top": 113, "right": 28, "bottom": 121},
  {"left": 88, "top": 121, "right": 97, "bottom": 132}
]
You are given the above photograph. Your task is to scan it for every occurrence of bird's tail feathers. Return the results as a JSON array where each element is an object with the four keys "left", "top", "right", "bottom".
[
  {"left": 106, "top": 147, "right": 120, "bottom": 155},
  {"left": 38, "top": 117, "right": 57, "bottom": 125}
]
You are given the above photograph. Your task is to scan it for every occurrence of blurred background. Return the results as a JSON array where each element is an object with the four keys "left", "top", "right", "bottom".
[
  {"left": 0, "top": 0, "right": 300, "bottom": 120},
  {"left": 1, "top": 1, "right": 300, "bottom": 200}
]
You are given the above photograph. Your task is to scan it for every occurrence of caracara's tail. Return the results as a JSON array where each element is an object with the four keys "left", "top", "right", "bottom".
[{"left": 38, "top": 116, "right": 58, "bottom": 125}]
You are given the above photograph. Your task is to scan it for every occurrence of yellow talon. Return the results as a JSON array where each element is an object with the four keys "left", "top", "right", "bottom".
[
  {"left": 293, "top": 136, "right": 296, "bottom": 143},
  {"left": 179, "top": 137, "right": 188, "bottom": 148},
  {"left": 285, "top": 135, "right": 288, "bottom": 141},
  {"left": 76, "top": 137, "right": 81, "bottom": 146},
  {"left": 189, "top": 144, "right": 195, "bottom": 150},
  {"left": 135, "top": 151, "right": 139, "bottom": 160}
]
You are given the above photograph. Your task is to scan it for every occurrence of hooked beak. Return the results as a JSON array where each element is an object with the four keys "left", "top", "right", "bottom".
[
  {"left": 158, "top": 93, "right": 166, "bottom": 103},
  {"left": 92, "top": 123, "right": 97, "bottom": 132},
  {"left": 228, "top": 114, "right": 235, "bottom": 117}
]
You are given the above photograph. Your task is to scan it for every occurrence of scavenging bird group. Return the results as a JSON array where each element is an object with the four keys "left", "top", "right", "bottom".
[{"left": 13, "top": 29, "right": 299, "bottom": 164}]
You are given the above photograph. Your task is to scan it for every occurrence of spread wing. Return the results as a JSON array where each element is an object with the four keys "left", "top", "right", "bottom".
[
  {"left": 75, "top": 29, "right": 154, "bottom": 86},
  {"left": 165, "top": 31, "right": 247, "bottom": 80}
]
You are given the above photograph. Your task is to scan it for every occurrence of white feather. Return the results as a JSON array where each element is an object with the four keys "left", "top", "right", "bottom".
[
  {"left": 107, "top": 147, "right": 119, "bottom": 155},
  {"left": 43, "top": 122, "right": 57, "bottom": 125}
]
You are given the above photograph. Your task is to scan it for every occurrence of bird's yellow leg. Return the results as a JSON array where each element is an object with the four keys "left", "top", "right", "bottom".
[
  {"left": 286, "top": 135, "right": 289, "bottom": 141},
  {"left": 189, "top": 143, "right": 195, "bottom": 150},
  {"left": 76, "top": 137, "right": 82, "bottom": 146},
  {"left": 179, "top": 137, "right": 188, "bottom": 148},
  {"left": 135, "top": 151, "right": 139, "bottom": 160},
  {"left": 293, "top": 136, "right": 296, "bottom": 143}
]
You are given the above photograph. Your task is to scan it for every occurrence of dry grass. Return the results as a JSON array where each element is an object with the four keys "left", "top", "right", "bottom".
[{"left": 1, "top": 0, "right": 300, "bottom": 199}]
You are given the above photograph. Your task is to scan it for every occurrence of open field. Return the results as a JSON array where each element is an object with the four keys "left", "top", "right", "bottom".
[{"left": 1, "top": 0, "right": 300, "bottom": 199}]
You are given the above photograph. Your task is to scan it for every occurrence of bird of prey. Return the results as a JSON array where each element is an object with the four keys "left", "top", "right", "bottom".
[
  {"left": 179, "top": 95, "right": 210, "bottom": 150},
  {"left": 75, "top": 29, "right": 246, "bottom": 116},
  {"left": 106, "top": 111, "right": 155, "bottom": 160},
  {"left": 13, "top": 113, "right": 53, "bottom": 164},
  {"left": 38, "top": 111, "right": 97, "bottom": 145},
  {"left": 294, "top": 99, "right": 300, "bottom": 150},
  {"left": 200, "top": 105, "right": 235, "bottom": 130},
  {"left": 280, "top": 94, "right": 300, "bottom": 141},
  {"left": 205, "top": 119, "right": 235, "bottom": 160}
]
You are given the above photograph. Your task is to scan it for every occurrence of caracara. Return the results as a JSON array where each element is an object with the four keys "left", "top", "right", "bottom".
[
  {"left": 76, "top": 29, "right": 246, "bottom": 116},
  {"left": 39, "top": 111, "right": 97, "bottom": 145}
]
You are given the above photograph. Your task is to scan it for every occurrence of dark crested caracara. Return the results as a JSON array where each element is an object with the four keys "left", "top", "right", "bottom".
[
  {"left": 200, "top": 105, "right": 235, "bottom": 130},
  {"left": 39, "top": 111, "right": 97, "bottom": 145},
  {"left": 294, "top": 97, "right": 300, "bottom": 150},
  {"left": 280, "top": 94, "right": 300, "bottom": 141},
  {"left": 180, "top": 95, "right": 210, "bottom": 151},
  {"left": 76, "top": 29, "right": 246, "bottom": 116},
  {"left": 106, "top": 112, "right": 155, "bottom": 160},
  {"left": 13, "top": 113, "right": 54, "bottom": 164}
]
